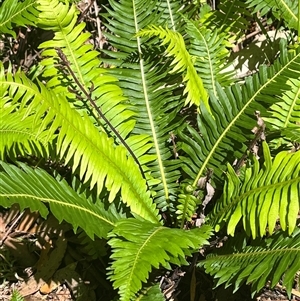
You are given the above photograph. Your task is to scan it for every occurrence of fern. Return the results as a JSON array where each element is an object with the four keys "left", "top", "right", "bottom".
[
  {"left": 0, "top": 0, "right": 39, "bottom": 37},
  {"left": 37, "top": 0, "right": 141, "bottom": 154},
  {"left": 246, "top": 0, "right": 299, "bottom": 30},
  {"left": 138, "top": 25, "right": 209, "bottom": 110},
  {"left": 1, "top": 0, "right": 300, "bottom": 299},
  {"left": 108, "top": 218, "right": 212, "bottom": 301},
  {"left": 199, "top": 228, "right": 300, "bottom": 297},
  {"left": 103, "top": 0, "right": 186, "bottom": 211},
  {"left": 209, "top": 142, "right": 300, "bottom": 238},
  {"left": 185, "top": 18, "right": 234, "bottom": 94},
  {"left": 0, "top": 161, "right": 123, "bottom": 239},
  {"left": 10, "top": 290, "right": 25, "bottom": 301},
  {"left": 0, "top": 64, "right": 160, "bottom": 223},
  {"left": 203, "top": 0, "right": 251, "bottom": 39},
  {"left": 179, "top": 41, "right": 300, "bottom": 187}
]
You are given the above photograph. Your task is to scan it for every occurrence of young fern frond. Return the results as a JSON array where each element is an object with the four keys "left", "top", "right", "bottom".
[
  {"left": 0, "top": 162, "right": 122, "bottom": 239},
  {"left": 199, "top": 228, "right": 300, "bottom": 297},
  {"left": 0, "top": 0, "right": 39, "bottom": 37},
  {"left": 0, "top": 66, "right": 160, "bottom": 223},
  {"left": 108, "top": 218, "right": 212, "bottom": 301},
  {"left": 179, "top": 42, "right": 300, "bottom": 187},
  {"left": 138, "top": 25, "right": 209, "bottom": 111},
  {"left": 175, "top": 183, "right": 201, "bottom": 228},
  {"left": 209, "top": 142, "right": 300, "bottom": 238}
]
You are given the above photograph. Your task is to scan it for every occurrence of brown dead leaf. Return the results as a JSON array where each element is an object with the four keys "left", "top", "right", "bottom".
[{"left": 19, "top": 233, "right": 67, "bottom": 297}]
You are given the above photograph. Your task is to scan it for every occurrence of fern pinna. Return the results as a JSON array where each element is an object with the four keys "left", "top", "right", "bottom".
[{"left": 0, "top": 0, "right": 299, "bottom": 300}]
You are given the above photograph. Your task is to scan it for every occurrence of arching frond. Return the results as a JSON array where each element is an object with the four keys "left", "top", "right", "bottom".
[
  {"left": 138, "top": 25, "right": 209, "bottom": 110},
  {"left": 37, "top": 0, "right": 137, "bottom": 144},
  {"left": 0, "top": 0, "right": 39, "bottom": 37},
  {"left": 210, "top": 142, "right": 300, "bottom": 238},
  {"left": 0, "top": 162, "right": 122, "bottom": 239},
  {"left": 0, "top": 66, "right": 160, "bottom": 224},
  {"left": 179, "top": 42, "right": 300, "bottom": 188},
  {"left": 108, "top": 218, "right": 212, "bottom": 301},
  {"left": 199, "top": 229, "right": 300, "bottom": 297}
]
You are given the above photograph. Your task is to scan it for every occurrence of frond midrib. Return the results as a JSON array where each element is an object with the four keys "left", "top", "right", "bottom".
[
  {"left": 125, "top": 226, "right": 164, "bottom": 299},
  {"left": 207, "top": 246, "right": 300, "bottom": 262},
  {"left": 193, "top": 51, "right": 300, "bottom": 186},
  {"left": 2, "top": 80, "right": 150, "bottom": 213},
  {"left": 211, "top": 177, "right": 300, "bottom": 223},
  {"left": 0, "top": 192, "right": 115, "bottom": 226},
  {"left": 284, "top": 84, "right": 300, "bottom": 127},
  {"left": 133, "top": 4, "right": 169, "bottom": 200}
]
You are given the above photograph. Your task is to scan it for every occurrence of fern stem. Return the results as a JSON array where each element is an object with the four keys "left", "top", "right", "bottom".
[
  {"left": 298, "top": 0, "right": 300, "bottom": 41},
  {"left": 55, "top": 48, "right": 144, "bottom": 176}
]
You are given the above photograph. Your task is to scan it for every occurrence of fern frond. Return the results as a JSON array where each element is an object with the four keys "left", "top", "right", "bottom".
[
  {"left": 103, "top": 0, "right": 186, "bottom": 211},
  {"left": 210, "top": 142, "right": 300, "bottom": 238},
  {"left": 199, "top": 228, "right": 300, "bottom": 297},
  {"left": 185, "top": 18, "right": 234, "bottom": 95},
  {"left": 138, "top": 25, "right": 209, "bottom": 110},
  {"left": 0, "top": 66, "right": 160, "bottom": 224},
  {"left": 265, "top": 76, "right": 300, "bottom": 137},
  {"left": 246, "top": 0, "right": 298, "bottom": 30},
  {"left": 203, "top": 0, "right": 251, "bottom": 40},
  {"left": 0, "top": 162, "right": 122, "bottom": 238},
  {"left": 175, "top": 183, "right": 201, "bottom": 228},
  {"left": 10, "top": 290, "right": 25, "bottom": 301},
  {"left": 0, "top": 100, "right": 52, "bottom": 159},
  {"left": 0, "top": 0, "right": 39, "bottom": 37},
  {"left": 179, "top": 41, "right": 300, "bottom": 188},
  {"left": 37, "top": 0, "right": 137, "bottom": 143},
  {"left": 108, "top": 218, "right": 212, "bottom": 301}
]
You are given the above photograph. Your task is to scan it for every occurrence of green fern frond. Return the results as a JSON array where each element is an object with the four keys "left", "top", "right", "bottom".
[
  {"left": 246, "top": 0, "right": 298, "bottom": 30},
  {"left": 179, "top": 41, "right": 300, "bottom": 188},
  {"left": 103, "top": 0, "right": 186, "bottom": 211},
  {"left": 138, "top": 25, "right": 209, "bottom": 110},
  {"left": 0, "top": 66, "right": 160, "bottom": 223},
  {"left": 199, "top": 228, "right": 300, "bottom": 297},
  {"left": 108, "top": 218, "right": 212, "bottom": 301},
  {"left": 210, "top": 142, "right": 300, "bottom": 238},
  {"left": 10, "top": 290, "right": 25, "bottom": 301},
  {"left": 0, "top": 162, "right": 122, "bottom": 238},
  {"left": 0, "top": 0, "right": 39, "bottom": 37},
  {"left": 265, "top": 77, "right": 300, "bottom": 128},
  {"left": 185, "top": 18, "right": 234, "bottom": 95},
  {"left": 203, "top": 0, "right": 251, "bottom": 39},
  {"left": 176, "top": 183, "right": 201, "bottom": 228},
  {"left": 0, "top": 100, "right": 52, "bottom": 159},
  {"left": 37, "top": 0, "right": 137, "bottom": 143}
]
